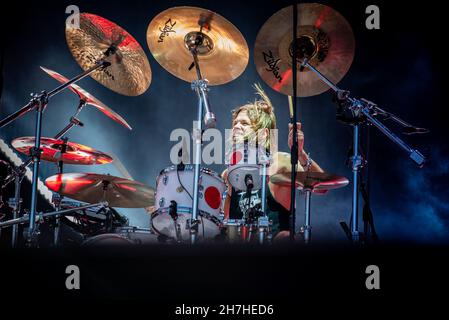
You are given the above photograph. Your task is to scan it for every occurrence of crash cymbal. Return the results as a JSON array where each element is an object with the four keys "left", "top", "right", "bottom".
[
  {"left": 40, "top": 66, "right": 132, "bottom": 130},
  {"left": 146, "top": 6, "right": 249, "bottom": 85},
  {"left": 270, "top": 171, "right": 349, "bottom": 192},
  {"left": 254, "top": 3, "right": 355, "bottom": 97},
  {"left": 12, "top": 137, "right": 113, "bottom": 165},
  {"left": 66, "top": 13, "right": 151, "bottom": 96},
  {"left": 45, "top": 173, "right": 155, "bottom": 208}
]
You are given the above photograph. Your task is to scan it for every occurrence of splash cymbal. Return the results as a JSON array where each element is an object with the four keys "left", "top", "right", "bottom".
[
  {"left": 146, "top": 6, "right": 249, "bottom": 85},
  {"left": 45, "top": 173, "right": 155, "bottom": 208},
  {"left": 12, "top": 137, "right": 113, "bottom": 165},
  {"left": 66, "top": 13, "right": 151, "bottom": 96},
  {"left": 40, "top": 66, "right": 132, "bottom": 130},
  {"left": 254, "top": 3, "right": 355, "bottom": 97}
]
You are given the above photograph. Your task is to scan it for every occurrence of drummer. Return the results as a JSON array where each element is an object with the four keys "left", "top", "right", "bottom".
[{"left": 222, "top": 84, "right": 324, "bottom": 240}]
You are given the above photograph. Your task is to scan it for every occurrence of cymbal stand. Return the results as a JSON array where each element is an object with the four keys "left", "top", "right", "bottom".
[
  {"left": 0, "top": 48, "right": 116, "bottom": 245},
  {"left": 185, "top": 29, "right": 217, "bottom": 244},
  {"left": 3, "top": 100, "right": 86, "bottom": 247},
  {"left": 299, "top": 58, "right": 427, "bottom": 243}
]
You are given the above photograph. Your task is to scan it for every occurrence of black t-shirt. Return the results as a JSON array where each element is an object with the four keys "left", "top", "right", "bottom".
[{"left": 229, "top": 186, "right": 290, "bottom": 234}]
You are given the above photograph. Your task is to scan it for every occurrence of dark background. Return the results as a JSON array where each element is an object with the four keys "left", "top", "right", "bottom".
[{"left": 1, "top": 0, "right": 447, "bottom": 244}]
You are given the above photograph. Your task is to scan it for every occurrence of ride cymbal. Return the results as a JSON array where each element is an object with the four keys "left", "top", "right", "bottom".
[
  {"left": 66, "top": 13, "right": 151, "bottom": 96},
  {"left": 45, "top": 173, "right": 155, "bottom": 208},
  {"left": 254, "top": 3, "right": 355, "bottom": 97},
  {"left": 146, "top": 6, "right": 249, "bottom": 85},
  {"left": 40, "top": 66, "right": 132, "bottom": 130},
  {"left": 12, "top": 137, "right": 113, "bottom": 165}
]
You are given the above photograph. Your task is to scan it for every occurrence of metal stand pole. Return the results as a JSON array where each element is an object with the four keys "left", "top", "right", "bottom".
[
  {"left": 350, "top": 124, "right": 361, "bottom": 242},
  {"left": 10, "top": 174, "right": 22, "bottom": 247},
  {"left": 303, "top": 188, "right": 312, "bottom": 244},
  {"left": 187, "top": 39, "right": 216, "bottom": 244}
]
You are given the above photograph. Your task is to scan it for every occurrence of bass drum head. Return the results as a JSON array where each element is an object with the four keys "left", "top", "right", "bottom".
[{"left": 151, "top": 210, "right": 220, "bottom": 241}]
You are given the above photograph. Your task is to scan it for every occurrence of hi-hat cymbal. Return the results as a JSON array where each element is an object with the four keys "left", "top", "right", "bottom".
[
  {"left": 146, "top": 6, "right": 249, "bottom": 85},
  {"left": 40, "top": 66, "right": 132, "bottom": 130},
  {"left": 66, "top": 13, "right": 151, "bottom": 96},
  {"left": 254, "top": 3, "right": 355, "bottom": 97},
  {"left": 45, "top": 173, "right": 155, "bottom": 208},
  {"left": 12, "top": 137, "right": 113, "bottom": 165},
  {"left": 270, "top": 171, "right": 349, "bottom": 192}
]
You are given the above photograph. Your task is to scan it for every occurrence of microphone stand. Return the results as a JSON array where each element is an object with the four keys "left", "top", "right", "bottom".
[{"left": 299, "top": 58, "right": 426, "bottom": 244}]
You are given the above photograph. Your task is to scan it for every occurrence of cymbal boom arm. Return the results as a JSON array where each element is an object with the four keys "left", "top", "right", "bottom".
[{"left": 301, "top": 60, "right": 426, "bottom": 167}]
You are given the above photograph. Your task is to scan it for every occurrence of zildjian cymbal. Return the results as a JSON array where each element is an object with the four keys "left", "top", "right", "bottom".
[
  {"left": 66, "top": 13, "right": 151, "bottom": 96},
  {"left": 270, "top": 171, "right": 349, "bottom": 192},
  {"left": 146, "top": 6, "right": 249, "bottom": 85},
  {"left": 254, "top": 3, "right": 355, "bottom": 97},
  {"left": 40, "top": 66, "right": 132, "bottom": 130},
  {"left": 12, "top": 137, "right": 113, "bottom": 165},
  {"left": 45, "top": 173, "right": 155, "bottom": 208}
]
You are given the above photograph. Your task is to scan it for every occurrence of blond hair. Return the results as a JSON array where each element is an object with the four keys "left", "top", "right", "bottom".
[{"left": 231, "top": 83, "right": 277, "bottom": 150}]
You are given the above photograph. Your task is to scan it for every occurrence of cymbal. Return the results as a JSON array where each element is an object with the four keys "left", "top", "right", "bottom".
[
  {"left": 66, "top": 13, "right": 151, "bottom": 96},
  {"left": 12, "top": 137, "right": 113, "bottom": 165},
  {"left": 45, "top": 173, "right": 155, "bottom": 208},
  {"left": 40, "top": 66, "right": 132, "bottom": 130},
  {"left": 270, "top": 171, "right": 349, "bottom": 192},
  {"left": 146, "top": 6, "right": 249, "bottom": 85},
  {"left": 254, "top": 3, "right": 355, "bottom": 97}
]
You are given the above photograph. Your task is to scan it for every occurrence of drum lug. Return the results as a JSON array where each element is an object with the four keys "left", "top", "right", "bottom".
[{"left": 159, "top": 197, "right": 165, "bottom": 207}]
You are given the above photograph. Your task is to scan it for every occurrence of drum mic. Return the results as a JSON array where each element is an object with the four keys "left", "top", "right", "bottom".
[
  {"left": 169, "top": 200, "right": 178, "bottom": 221},
  {"left": 245, "top": 174, "right": 254, "bottom": 200},
  {"left": 245, "top": 174, "right": 254, "bottom": 190},
  {"left": 177, "top": 147, "right": 185, "bottom": 171}
]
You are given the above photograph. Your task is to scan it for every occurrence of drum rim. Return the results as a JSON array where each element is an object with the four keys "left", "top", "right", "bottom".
[
  {"left": 151, "top": 209, "right": 222, "bottom": 237},
  {"left": 157, "top": 165, "right": 224, "bottom": 182}
]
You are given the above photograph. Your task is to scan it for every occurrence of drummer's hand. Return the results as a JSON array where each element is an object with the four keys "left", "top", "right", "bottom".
[
  {"left": 145, "top": 206, "right": 157, "bottom": 215},
  {"left": 288, "top": 122, "right": 305, "bottom": 157}
]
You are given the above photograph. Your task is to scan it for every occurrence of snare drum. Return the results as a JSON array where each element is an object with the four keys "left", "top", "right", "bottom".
[{"left": 152, "top": 165, "right": 225, "bottom": 241}]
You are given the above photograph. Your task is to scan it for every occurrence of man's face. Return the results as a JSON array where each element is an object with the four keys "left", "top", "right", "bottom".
[{"left": 232, "top": 110, "right": 252, "bottom": 139}]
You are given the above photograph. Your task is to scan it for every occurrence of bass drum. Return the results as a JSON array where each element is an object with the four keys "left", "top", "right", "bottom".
[
  {"left": 152, "top": 165, "right": 225, "bottom": 241},
  {"left": 82, "top": 227, "right": 162, "bottom": 246}
]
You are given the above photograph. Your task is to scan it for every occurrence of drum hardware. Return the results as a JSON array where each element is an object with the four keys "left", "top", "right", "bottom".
[
  {"left": 169, "top": 200, "right": 182, "bottom": 243},
  {"left": 0, "top": 201, "right": 108, "bottom": 229},
  {"left": 299, "top": 59, "right": 426, "bottom": 243},
  {"left": 4, "top": 111, "right": 86, "bottom": 247},
  {"left": 147, "top": 6, "right": 249, "bottom": 243},
  {"left": 0, "top": 13, "right": 150, "bottom": 244},
  {"left": 270, "top": 171, "right": 350, "bottom": 243}
]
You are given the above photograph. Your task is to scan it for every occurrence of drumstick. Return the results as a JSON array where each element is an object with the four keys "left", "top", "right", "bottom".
[{"left": 287, "top": 95, "right": 294, "bottom": 119}]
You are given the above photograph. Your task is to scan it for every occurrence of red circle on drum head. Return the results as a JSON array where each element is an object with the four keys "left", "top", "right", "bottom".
[
  {"left": 204, "top": 186, "right": 221, "bottom": 209},
  {"left": 230, "top": 151, "right": 242, "bottom": 165}
]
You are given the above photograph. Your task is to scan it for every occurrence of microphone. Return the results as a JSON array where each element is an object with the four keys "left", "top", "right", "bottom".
[
  {"left": 169, "top": 200, "right": 178, "bottom": 221},
  {"left": 245, "top": 174, "right": 254, "bottom": 192},
  {"left": 204, "top": 112, "right": 216, "bottom": 129},
  {"left": 401, "top": 126, "right": 429, "bottom": 135},
  {"left": 177, "top": 147, "right": 185, "bottom": 171}
]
